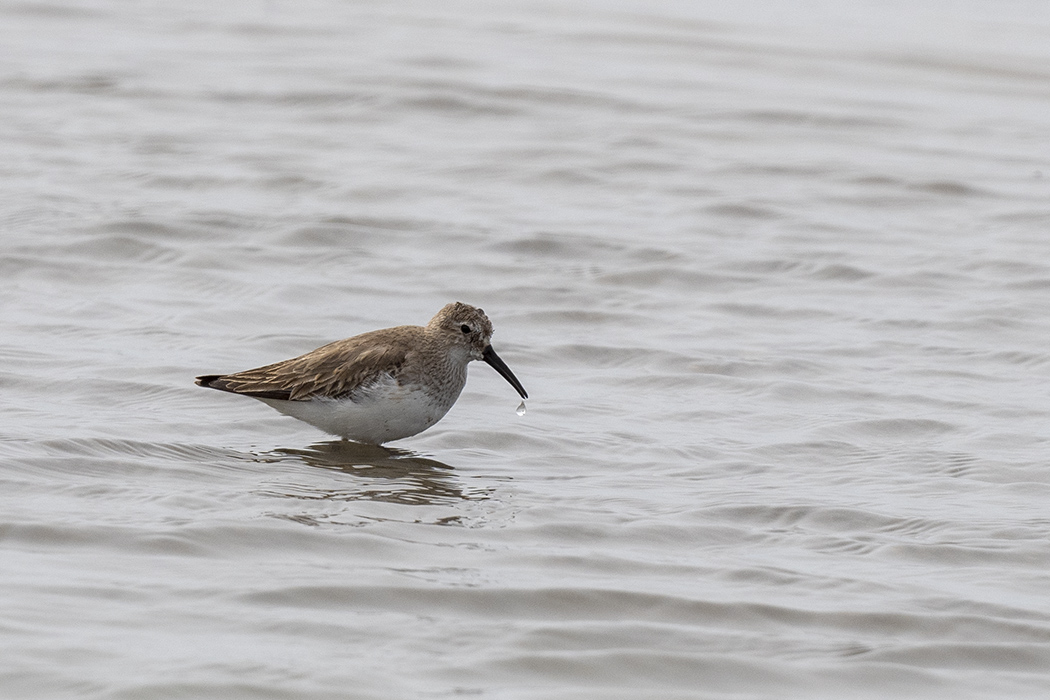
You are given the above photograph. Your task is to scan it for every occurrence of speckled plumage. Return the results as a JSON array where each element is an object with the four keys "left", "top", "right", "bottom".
[{"left": 196, "top": 303, "right": 527, "bottom": 444}]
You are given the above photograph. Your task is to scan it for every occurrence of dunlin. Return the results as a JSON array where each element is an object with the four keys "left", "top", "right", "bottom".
[{"left": 195, "top": 302, "right": 528, "bottom": 444}]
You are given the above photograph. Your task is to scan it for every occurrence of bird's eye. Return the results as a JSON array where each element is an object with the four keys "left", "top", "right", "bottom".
[{"left": 460, "top": 324, "right": 471, "bottom": 334}]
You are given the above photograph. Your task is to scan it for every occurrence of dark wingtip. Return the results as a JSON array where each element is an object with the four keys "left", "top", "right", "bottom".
[
  {"left": 195, "top": 374, "right": 293, "bottom": 401},
  {"left": 195, "top": 374, "right": 223, "bottom": 388}
]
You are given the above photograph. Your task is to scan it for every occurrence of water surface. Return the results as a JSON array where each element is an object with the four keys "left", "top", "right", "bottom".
[{"left": 2, "top": 1, "right": 1050, "bottom": 698}]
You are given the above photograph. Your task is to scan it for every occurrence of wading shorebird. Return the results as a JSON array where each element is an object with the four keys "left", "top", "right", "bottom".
[{"left": 195, "top": 302, "right": 527, "bottom": 444}]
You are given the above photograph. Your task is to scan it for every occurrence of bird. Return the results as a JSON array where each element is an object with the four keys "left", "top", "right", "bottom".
[{"left": 195, "top": 302, "right": 528, "bottom": 444}]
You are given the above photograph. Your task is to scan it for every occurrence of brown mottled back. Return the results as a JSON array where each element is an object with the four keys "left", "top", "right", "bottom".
[{"left": 195, "top": 302, "right": 496, "bottom": 402}]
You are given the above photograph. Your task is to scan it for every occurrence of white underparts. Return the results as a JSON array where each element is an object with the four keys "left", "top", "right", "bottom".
[{"left": 255, "top": 375, "right": 459, "bottom": 444}]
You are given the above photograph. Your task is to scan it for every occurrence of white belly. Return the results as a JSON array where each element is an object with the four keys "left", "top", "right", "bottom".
[{"left": 256, "top": 380, "right": 457, "bottom": 444}]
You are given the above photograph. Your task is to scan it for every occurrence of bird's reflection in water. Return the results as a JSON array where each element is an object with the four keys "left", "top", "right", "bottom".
[{"left": 253, "top": 440, "right": 482, "bottom": 510}]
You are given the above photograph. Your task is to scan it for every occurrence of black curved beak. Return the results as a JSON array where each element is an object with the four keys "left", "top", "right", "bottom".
[{"left": 482, "top": 345, "right": 528, "bottom": 400}]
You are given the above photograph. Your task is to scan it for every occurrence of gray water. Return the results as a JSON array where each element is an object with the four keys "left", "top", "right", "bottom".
[{"left": 3, "top": 1, "right": 1050, "bottom": 698}]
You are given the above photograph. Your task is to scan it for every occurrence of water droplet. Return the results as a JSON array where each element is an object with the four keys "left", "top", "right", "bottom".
[{"left": 516, "top": 400, "right": 527, "bottom": 416}]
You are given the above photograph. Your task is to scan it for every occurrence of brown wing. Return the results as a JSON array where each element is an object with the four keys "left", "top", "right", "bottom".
[{"left": 196, "top": 330, "right": 411, "bottom": 401}]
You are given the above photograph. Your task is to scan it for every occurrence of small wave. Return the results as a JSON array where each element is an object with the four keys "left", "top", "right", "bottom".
[
  {"left": 865, "top": 642, "right": 1050, "bottom": 671},
  {"left": 906, "top": 180, "right": 991, "bottom": 197},
  {"left": 6, "top": 436, "right": 244, "bottom": 466},
  {"left": 825, "top": 418, "right": 957, "bottom": 439},
  {"left": 704, "top": 202, "right": 782, "bottom": 219}
]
